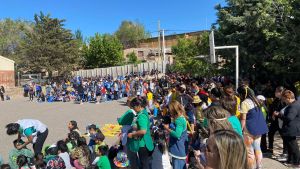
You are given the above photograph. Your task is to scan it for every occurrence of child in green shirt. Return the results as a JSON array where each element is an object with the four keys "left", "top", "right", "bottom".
[{"left": 96, "top": 145, "right": 111, "bottom": 169}]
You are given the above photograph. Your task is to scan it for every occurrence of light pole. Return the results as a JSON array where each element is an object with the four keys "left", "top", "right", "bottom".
[{"left": 162, "top": 29, "right": 167, "bottom": 74}]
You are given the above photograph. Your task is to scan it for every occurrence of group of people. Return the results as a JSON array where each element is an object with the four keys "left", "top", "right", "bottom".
[
  {"left": 1, "top": 73, "right": 300, "bottom": 169},
  {"left": 22, "top": 73, "right": 161, "bottom": 104}
]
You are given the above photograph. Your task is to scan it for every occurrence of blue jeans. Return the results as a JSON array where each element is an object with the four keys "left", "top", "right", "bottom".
[{"left": 172, "top": 158, "right": 186, "bottom": 169}]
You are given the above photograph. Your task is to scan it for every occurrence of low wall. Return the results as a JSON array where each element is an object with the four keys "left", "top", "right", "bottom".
[{"left": 73, "top": 61, "right": 168, "bottom": 78}]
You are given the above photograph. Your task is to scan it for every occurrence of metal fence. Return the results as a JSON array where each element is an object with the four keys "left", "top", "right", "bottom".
[{"left": 73, "top": 61, "right": 167, "bottom": 78}]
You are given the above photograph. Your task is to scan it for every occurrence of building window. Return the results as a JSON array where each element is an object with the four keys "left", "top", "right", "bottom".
[{"left": 138, "top": 51, "right": 144, "bottom": 57}]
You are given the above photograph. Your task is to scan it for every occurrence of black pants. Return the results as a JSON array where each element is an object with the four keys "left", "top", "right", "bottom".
[
  {"left": 268, "top": 122, "right": 287, "bottom": 154},
  {"left": 127, "top": 147, "right": 150, "bottom": 169},
  {"left": 261, "top": 134, "right": 267, "bottom": 152},
  {"left": 0, "top": 94, "right": 4, "bottom": 101},
  {"left": 33, "top": 128, "right": 48, "bottom": 155},
  {"left": 114, "top": 91, "right": 119, "bottom": 100},
  {"left": 284, "top": 136, "right": 300, "bottom": 165},
  {"left": 29, "top": 93, "right": 34, "bottom": 101}
]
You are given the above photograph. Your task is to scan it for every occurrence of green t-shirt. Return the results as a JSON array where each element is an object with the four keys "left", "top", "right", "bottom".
[
  {"left": 97, "top": 156, "right": 111, "bottom": 169},
  {"left": 24, "top": 127, "right": 36, "bottom": 137},
  {"left": 128, "top": 109, "right": 154, "bottom": 152},
  {"left": 203, "top": 118, "right": 208, "bottom": 128},
  {"left": 228, "top": 116, "right": 243, "bottom": 137},
  {"left": 170, "top": 116, "right": 187, "bottom": 139},
  {"left": 118, "top": 109, "right": 135, "bottom": 125},
  {"left": 261, "top": 106, "right": 267, "bottom": 120}
]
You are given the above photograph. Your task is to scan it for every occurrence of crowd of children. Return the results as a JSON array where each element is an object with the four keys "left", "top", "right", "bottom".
[{"left": 2, "top": 73, "right": 300, "bottom": 169}]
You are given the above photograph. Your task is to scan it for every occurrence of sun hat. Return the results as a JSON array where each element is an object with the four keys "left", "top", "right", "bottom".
[
  {"left": 257, "top": 95, "right": 266, "bottom": 101},
  {"left": 192, "top": 95, "right": 202, "bottom": 104},
  {"left": 113, "top": 151, "right": 129, "bottom": 168}
]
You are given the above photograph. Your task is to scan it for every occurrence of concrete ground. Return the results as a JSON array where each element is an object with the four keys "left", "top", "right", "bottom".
[
  {"left": 0, "top": 98, "right": 289, "bottom": 168},
  {"left": 0, "top": 98, "right": 128, "bottom": 163}
]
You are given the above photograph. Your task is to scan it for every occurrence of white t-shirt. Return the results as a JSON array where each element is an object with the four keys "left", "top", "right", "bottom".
[
  {"left": 17, "top": 119, "right": 47, "bottom": 141},
  {"left": 151, "top": 146, "right": 172, "bottom": 169},
  {"left": 59, "top": 152, "right": 72, "bottom": 169}
]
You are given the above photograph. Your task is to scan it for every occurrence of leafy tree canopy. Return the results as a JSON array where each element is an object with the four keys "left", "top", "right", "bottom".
[{"left": 115, "top": 20, "right": 151, "bottom": 48}]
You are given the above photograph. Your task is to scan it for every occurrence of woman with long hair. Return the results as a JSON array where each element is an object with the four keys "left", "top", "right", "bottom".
[
  {"left": 196, "top": 130, "right": 248, "bottom": 169},
  {"left": 237, "top": 85, "right": 268, "bottom": 169},
  {"left": 68, "top": 120, "right": 81, "bottom": 136},
  {"left": 204, "top": 106, "right": 233, "bottom": 134},
  {"left": 220, "top": 97, "right": 243, "bottom": 137},
  {"left": 164, "top": 100, "right": 188, "bottom": 169}
]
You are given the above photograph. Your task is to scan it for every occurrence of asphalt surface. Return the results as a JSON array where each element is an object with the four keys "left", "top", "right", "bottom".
[
  {"left": 0, "top": 98, "right": 288, "bottom": 168},
  {"left": 0, "top": 98, "right": 128, "bottom": 163}
]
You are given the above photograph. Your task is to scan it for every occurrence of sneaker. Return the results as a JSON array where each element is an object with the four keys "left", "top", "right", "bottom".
[{"left": 277, "top": 154, "right": 288, "bottom": 162}]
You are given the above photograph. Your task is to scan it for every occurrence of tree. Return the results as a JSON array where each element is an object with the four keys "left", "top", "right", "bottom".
[
  {"left": 214, "top": 0, "right": 299, "bottom": 83},
  {"left": 0, "top": 19, "right": 33, "bottom": 64},
  {"left": 171, "top": 32, "right": 216, "bottom": 77},
  {"left": 82, "top": 33, "right": 124, "bottom": 68},
  {"left": 74, "top": 29, "right": 84, "bottom": 45},
  {"left": 115, "top": 20, "right": 151, "bottom": 48},
  {"left": 126, "top": 52, "right": 139, "bottom": 64},
  {"left": 21, "top": 12, "right": 81, "bottom": 76}
]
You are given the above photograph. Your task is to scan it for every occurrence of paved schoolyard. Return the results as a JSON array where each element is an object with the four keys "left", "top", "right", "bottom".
[
  {"left": 0, "top": 98, "right": 128, "bottom": 162},
  {"left": 0, "top": 98, "right": 288, "bottom": 168}
]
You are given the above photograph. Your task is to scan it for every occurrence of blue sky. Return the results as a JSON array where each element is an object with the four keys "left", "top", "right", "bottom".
[{"left": 0, "top": 0, "right": 226, "bottom": 38}]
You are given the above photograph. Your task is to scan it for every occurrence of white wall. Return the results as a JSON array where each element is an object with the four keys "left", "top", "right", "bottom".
[{"left": 0, "top": 56, "right": 14, "bottom": 71}]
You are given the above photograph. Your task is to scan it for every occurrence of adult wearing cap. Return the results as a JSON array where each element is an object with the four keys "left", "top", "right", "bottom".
[
  {"left": 6, "top": 119, "right": 48, "bottom": 155},
  {"left": 257, "top": 95, "right": 269, "bottom": 153}
]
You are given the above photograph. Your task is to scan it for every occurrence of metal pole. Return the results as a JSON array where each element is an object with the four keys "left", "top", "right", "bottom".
[
  {"left": 18, "top": 72, "right": 20, "bottom": 86},
  {"left": 162, "top": 29, "right": 166, "bottom": 74},
  {"left": 162, "top": 29, "right": 166, "bottom": 62},
  {"left": 158, "top": 20, "right": 161, "bottom": 60},
  {"left": 213, "top": 45, "right": 239, "bottom": 90},
  {"left": 236, "top": 46, "right": 239, "bottom": 91}
]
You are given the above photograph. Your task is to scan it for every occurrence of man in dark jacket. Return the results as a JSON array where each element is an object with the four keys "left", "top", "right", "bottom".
[
  {"left": 268, "top": 86, "right": 287, "bottom": 156},
  {"left": 279, "top": 90, "right": 300, "bottom": 167}
]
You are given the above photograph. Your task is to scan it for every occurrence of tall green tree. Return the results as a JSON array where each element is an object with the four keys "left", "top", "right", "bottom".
[
  {"left": 126, "top": 52, "right": 140, "bottom": 64},
  {"left": 21, "top": 12, "right": 81, "bottom": 76},
  {"left": 0, "top": 19, "right": 33, "bottom": 64},
  {"left": 214, "top": 0, "right": 299, "bottom": 82},
  {"left": 171, "top": 32, "right": 216, "bottom": 77},
  {"left": 115, "top": 20, "right": 151, "bottom": 48},
  {"left": 74, "top": 29, "right": 84, "bottom": 45},
  {"left": 82, "top": 33, "right": 124, "bottom": 68}
]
